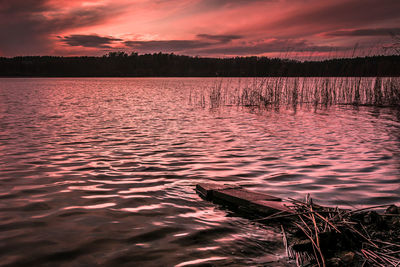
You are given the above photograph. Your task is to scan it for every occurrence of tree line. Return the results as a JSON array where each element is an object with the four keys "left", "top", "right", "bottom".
[{"left": 0, "top": 52, "right": 399, "bottom": 77}]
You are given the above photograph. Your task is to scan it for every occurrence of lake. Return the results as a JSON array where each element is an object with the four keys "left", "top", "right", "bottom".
[{"left": 0, "top": 78, "right": 399, "bottom": 266}]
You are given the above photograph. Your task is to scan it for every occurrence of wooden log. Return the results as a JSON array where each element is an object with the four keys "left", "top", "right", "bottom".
[
  {"left": 196, "top": 183, "right": 292, "bottom": 215},
  {"left": 195, "top": 183, "right": 240, "bottom": 199}
]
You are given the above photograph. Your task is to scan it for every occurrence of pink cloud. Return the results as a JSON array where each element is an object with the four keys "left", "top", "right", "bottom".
[{"left": 1, "top": 0, "right": 399, "bottom": 57}]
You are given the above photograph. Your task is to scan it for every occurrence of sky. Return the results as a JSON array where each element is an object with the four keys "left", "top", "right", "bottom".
[{"left": 0, "top": 0, "right": 399, "bottom": 58}]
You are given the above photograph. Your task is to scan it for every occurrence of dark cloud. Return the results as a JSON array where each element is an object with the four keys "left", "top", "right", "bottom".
[
  {"left": 0, "top": 0, "right": 48, "bottom": 14},
  {"left": 154, "top": 0, "right": 271, "bottom": 9},
  {"left": 124, "top": 33, "right": 241, "bottom": 53},
  {"left": 270, "top": 0, "right": 400, "bottom": 35},
  {"left": 0, "top": 1, "right": 123, "bottom": 56},
  {"left": 50, "top": 7, "right": 121, "bottom": 31},
  {"left": 197, "top": 39, "right": 344, "bottom": 56},
  {"left": 124, "top": 40, "right": 213, "bottom": 52},
  {"left": 125, "top": 37, "right": 343, "bottom": 56},
  {"left": 325, "top": 28, "right": 400, "bottom": 37},
  {"left": 197, "top": 34, "right": 242, "bottom": 43},
  {"left": 198, "top": 0, "right": 273, "bottom": 8},
  {"left": 59, "top": 34, "right": 122, "bottom": 48}
]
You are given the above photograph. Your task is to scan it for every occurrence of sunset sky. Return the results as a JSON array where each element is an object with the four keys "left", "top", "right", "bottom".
[{"left": 1, "top": 0, "right": 399, "bottom": 58}]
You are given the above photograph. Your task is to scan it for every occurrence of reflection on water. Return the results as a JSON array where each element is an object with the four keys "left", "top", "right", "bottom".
[{"left": 0, "top": 78, "right": 399, "bottom": 266}]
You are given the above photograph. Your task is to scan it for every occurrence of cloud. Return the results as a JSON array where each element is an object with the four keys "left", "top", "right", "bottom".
[
  {"left": 59, "top": 34, "right": 122, "bottom": 48},
  {"left": 197, "top": 34, "right": 242, "bottom": 43},
  {"left": 0, "top": 0, "right": 48, "bottom": 14},
  {"left": 198, "top": 0, "right": 272, "bottom": 8},
  {"left": 325, "top": 28, "right": 400, "bottom": 37},
  {"left": 57, "top": 31, "right": 242, "bottom": 54},
  {"left": 1, "top": 0, "right": 399, "bottom": 57},
  {"left": 124, "top": 37, "right": 343, "bottom": 56},
  {"left": 197, "top": 39, "right": 343, "bottom": 56},
  {"left": 0, "top": 0, "right": 124, "bottom": 56},
  {"left": 123, "top": 33, "right": 242, "bottom": 53},
  {"left": 124, "top": 40, "right": 213, "bottom": 52},
  {"left": 155, "top": 0, "right": 271, "bottom": 10},
  {"left": 270, "top": 0, "right": 400, "bottom": 32}
]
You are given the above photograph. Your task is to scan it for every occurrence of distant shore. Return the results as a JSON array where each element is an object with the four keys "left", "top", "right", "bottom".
[{"left": 1, "top": 53, "right": 399, "bottom": 77}]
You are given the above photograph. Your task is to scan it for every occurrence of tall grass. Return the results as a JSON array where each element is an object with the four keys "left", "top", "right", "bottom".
[{"left": 192, "top": 77, "right": 400, "bottom": 109}]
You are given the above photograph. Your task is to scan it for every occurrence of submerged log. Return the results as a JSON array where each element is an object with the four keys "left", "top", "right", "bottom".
[{"left": 196, "top": 183, "right": 291, "bottom": 215}]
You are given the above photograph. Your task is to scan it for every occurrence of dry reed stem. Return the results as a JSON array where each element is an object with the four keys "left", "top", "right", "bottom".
[
  {"left": 314, "top": 211, "right": 341, "bottom": 233},
  {"left": 281, "top": 225, "right": 290, "bottom": 258}
]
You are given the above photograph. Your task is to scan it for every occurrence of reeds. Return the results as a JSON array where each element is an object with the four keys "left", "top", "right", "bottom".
[
  {"left": 191, "top": 77, "right": 400, "bottom": 110},
  {"left": 261, "top": 196, "right": 400, "bottom": 266}
]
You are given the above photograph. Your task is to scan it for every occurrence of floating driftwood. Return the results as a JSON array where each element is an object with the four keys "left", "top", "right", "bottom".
[{"left": 196, "top": 183, "right": 400, "bottom": 267}]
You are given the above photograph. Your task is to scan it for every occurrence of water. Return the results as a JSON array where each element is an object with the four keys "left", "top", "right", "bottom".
[{"left": 0, "top": 78, "right": 399, "bottom": 266}]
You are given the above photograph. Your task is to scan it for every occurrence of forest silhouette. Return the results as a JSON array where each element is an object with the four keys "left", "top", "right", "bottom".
[{"left": 1, "top": 52, "right": 399, "bottom": 77}]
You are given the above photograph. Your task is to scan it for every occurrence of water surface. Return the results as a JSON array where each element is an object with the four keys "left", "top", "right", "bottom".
[{"left": 0, "top": 78, "right": 399, "bottom": 266}]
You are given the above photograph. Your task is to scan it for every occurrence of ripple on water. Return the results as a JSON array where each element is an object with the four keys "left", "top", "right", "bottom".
[{"left": 0, "top": 78, "right": 399, "bottom": 266}]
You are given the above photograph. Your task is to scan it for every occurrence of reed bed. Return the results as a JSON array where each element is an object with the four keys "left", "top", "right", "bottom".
[
  {"left": 192, "top": 77, "right": 400, "bottom": 109},
  {"left": 258, "top": 196, "right": 400, "bottom": 266}
]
